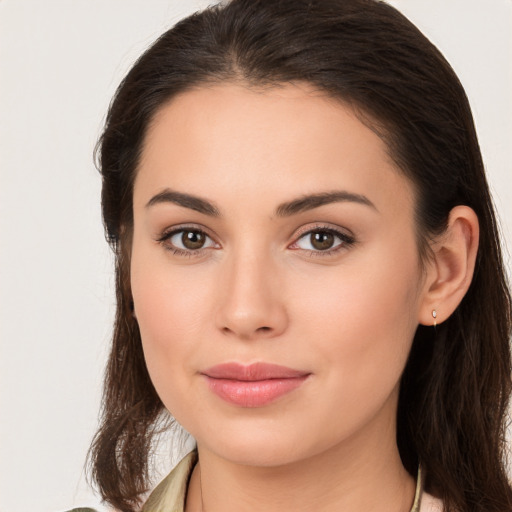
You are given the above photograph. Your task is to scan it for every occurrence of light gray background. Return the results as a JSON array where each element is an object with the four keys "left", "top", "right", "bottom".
[{"left": 1, "top": 1, "right": 511, "bottom": 511}]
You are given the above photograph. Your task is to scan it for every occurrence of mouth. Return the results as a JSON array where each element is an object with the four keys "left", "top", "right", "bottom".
[{"left": 201, "top": 362, "right": 311, "bottom": 408}]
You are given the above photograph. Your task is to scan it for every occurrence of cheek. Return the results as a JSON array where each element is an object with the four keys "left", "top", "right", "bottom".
[
  {"left": 130, "top": 244, "right": 214, "bottom": 402},
  {"left": 293, "top": 241, "right": 422, "bottom": 399},
  {"left": 133, "top": 268, "right": 209, "bottom": 341},
  {"left": 131, "top": 230, "right": 214, "bottom": 339}
]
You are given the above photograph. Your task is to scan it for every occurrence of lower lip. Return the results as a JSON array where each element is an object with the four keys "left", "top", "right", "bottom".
[{"left": 204, "top": 376, "right": 309, "bottom": 407}]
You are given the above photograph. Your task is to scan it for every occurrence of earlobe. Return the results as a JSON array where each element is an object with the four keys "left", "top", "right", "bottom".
[{"left": 419, "top": 206, "right": 479, "bottom": 326}]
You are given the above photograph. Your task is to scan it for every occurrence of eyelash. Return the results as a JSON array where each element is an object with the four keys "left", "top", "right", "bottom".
[
  {"left": 289, "top": 224, "right": 356, "bottom": 257},
  {"left": 156, "top": 224, "right": 356, "bottom": 258},
  {"left": 156, "top": 225, "right": 218, "bottom": 258}
]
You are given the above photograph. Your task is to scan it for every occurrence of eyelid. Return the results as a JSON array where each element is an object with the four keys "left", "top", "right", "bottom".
[
  {"left": 288, "top": 223, "right": 356, "bottom": 254},
  {"left": 156, "top": 223, "right": 216, "bottom": 241},
  {"left": 291, "top": 222, "right": 354, "bottom": 240},
  {"left": 154, "top": 222, "right": 355, "bottom": 257},
  {"left": 156, "top": 223, "right": 220, "bottom": 255}
]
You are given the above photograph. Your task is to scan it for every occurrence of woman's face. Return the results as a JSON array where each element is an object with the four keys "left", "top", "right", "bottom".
[{"left": 131, "top": 83, "right": 430, "bottom": 467}]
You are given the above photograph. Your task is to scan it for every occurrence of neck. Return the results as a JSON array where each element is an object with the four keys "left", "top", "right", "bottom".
[{"left": 186, "top": 409, "right": 415, "bottom": 512}]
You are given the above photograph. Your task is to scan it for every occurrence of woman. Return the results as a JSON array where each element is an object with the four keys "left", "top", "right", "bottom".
[{"left": 83, "top": 0, "right": 512, "bottom": 511}]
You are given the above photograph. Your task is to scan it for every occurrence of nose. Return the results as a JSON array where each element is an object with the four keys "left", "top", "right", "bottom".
[{"left": 214, "top": 249, "right": 288, "bottom": 341}]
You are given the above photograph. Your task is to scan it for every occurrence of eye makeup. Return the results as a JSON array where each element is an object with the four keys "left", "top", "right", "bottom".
[{"left": 155, "top": 221, "right": 356, "bottom": 260}]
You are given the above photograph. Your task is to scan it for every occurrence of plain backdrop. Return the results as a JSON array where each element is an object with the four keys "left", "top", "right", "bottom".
[{"left": 1, "top": 1, "right": 511, "bottom": 511}]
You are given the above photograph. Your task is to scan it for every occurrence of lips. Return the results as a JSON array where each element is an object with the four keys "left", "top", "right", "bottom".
[{"left": 201, "top": 362, "right": 310, "bottom": 408}]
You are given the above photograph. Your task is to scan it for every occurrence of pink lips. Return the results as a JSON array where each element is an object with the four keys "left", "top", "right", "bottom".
[{"left": 201, "top": 362, "right": 310, "bottom": 408}]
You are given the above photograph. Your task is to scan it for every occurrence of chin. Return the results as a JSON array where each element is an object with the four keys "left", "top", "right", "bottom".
[
  {"left": 206, "top": 438, "right": 309, "bottom": 467},
  {"left": 191, "top": 415, "right": 343, "bottom": 469}
]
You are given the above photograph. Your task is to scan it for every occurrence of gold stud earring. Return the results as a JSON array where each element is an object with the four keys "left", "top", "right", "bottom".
[{"left": 432, "top": 310, "right": 437, "bottom": 327}]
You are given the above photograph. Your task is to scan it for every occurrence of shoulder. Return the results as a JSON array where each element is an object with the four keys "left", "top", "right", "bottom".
[{"left": 64, "top": 451, "right": 197, "bottom": 512}]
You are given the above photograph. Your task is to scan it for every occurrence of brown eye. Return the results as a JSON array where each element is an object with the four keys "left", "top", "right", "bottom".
[
  {"left": 181, "top": 230, "right": 206, "bottom": 250},
  {"left": 310, "top": 231, "right": 335, "bottom": 250},
  {"left": 164, "top": 228, "right": 217, "bottom": 253},
  {"left": 292, "top": 227, "right": 354, "bottom": 254}
]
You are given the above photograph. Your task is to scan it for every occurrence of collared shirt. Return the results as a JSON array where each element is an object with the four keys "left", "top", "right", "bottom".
[{"left": 141, "top": 450, "right": 444, "bottom": 512}]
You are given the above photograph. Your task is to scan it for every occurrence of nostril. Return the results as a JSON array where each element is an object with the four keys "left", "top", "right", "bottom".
[{"left": 257, "top": 326, "right": 272, "bottom": 332}]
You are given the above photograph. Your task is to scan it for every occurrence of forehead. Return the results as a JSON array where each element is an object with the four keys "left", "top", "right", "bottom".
[{"left": 135, "top": 82, "right": 414, "bottom": 217}]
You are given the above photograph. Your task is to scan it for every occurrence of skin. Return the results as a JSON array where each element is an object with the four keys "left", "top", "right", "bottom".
[{"left": 130, "top": 83, "right": 479, "bottom": 512}]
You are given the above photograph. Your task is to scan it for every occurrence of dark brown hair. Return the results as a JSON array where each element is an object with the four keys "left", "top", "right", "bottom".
[{"left": 89, "top": 1, "right": 512, "bottom": 510}]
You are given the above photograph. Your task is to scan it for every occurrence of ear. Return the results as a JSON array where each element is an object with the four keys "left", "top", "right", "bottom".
[{"left": 418, "top": 206, "right": 479, "bottom": 326}]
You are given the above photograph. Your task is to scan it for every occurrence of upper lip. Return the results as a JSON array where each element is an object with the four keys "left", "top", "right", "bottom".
[{"left": 202, "top": 362, "right": 310, "bottom": 381}]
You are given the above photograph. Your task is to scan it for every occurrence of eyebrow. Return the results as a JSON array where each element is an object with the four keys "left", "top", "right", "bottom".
[
  {"left": 146, "top": 188, "right": 377, "bottom": 217},
  {"left": 275, "top": 191, "right": 377, "bottom": 217},
  {"left": 146, "top": 189, "right": 221, "bottom": 216}
]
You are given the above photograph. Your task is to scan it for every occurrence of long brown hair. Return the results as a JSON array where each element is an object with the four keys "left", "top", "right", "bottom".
[{"left": 89, "top": 1, "right": 512, "bottom": 510}]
